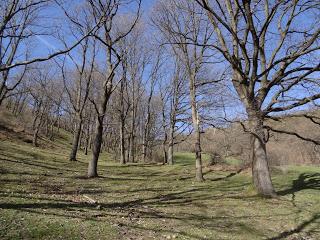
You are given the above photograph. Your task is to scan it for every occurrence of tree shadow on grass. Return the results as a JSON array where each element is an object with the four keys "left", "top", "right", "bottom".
[
  {"left": 277, "top": 173, "right": 320, "bottom": 196},
  {"left": 267, "top": 213, "right": 319, "bottom": 240}
]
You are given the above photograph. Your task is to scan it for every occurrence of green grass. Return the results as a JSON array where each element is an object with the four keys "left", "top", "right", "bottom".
[
  {"left": 224, "top": 157, "right": 242, "bottom": 166},
  {"left": 0, "top": 137, "right": 319, "bottom": 239}
]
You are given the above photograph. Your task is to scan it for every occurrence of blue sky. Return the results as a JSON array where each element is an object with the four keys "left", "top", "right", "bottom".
[{"left": 28, "top": 0, "right": 156, "bottom": 59}]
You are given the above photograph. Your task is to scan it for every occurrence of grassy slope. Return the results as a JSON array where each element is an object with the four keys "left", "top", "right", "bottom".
[{"left": 0, "top": 131, "right": 319, "bottom": 239}]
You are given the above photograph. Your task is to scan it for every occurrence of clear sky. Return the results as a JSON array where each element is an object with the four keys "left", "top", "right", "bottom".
[{"left": 29, "top": 0, "right": 157, "bottom": 59}]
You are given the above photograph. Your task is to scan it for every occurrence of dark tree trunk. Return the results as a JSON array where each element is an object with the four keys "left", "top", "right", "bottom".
[
  {"left": 87, "top": 117, "right": 103, "bottom": 178},
  {"left": 163, "top": 145, "right": 168, "bottom": 165},
  {"left": 87, "top": 78, "right": 111, "bottom": 178},
  {"left": 162, "top": 129, "right": 168, "bottom": 165},
  {"left": 69, "top": 119, "right": 82, "bottom": 161},
  {"left": 167, "top": 124, "right": 174, "bottom": 165},
  {"left": 194, "top": 126, "right": 204, "bottom": 182},
  {"left": 248, "top": 111, "right": 275, "bottom": 197},
  {"left": 84, "top": 123, "right": 90, "bottom": 155}
]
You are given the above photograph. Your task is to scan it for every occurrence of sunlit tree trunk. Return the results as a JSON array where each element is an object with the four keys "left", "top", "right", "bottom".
[{"left": 247, "top": 109, "right": 275, "bottom": 197}]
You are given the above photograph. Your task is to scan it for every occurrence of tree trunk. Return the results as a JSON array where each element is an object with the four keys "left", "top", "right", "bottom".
[
  {"left": 142, "top": 136, "right": 147, "bottom": 162},
  {"left": 69, "top": 118, "right": 82, "bottom": 161},
  {"left": 33, "top": 116, "right": 43, "bottom": 147},
  {"left": 162, "top": 143, "right": 168, "bottom": 164},
  {"left": 32, "top": 107, "right": 44, "bottom": 147},
  {"left": 129, "top": 112, "right": 135, "bottom": 163},
  {"left": 87, "top": 75, "right": 111, "bottom": 178},
  {"left": 167, "top": 125, "right": 174, "bottom": 165},
  {"left": 33, "top": 127, "right": 40, "bottom": 147},
  {"left": 190, "top": 73, "right": 204, "bottom": 181},
  {"left": 120, "top": 117, "right": 126, "bottom": 164},
  {"left": 87, "top": 117, "right": 103, "bottom": 178},
  {"left": 248, "top": 112, "right": 275, "bottom": 197},
  {"left": 194, "top": 125, "right": 204, "bottom": 182},
  {"left": 84, "top": 122, "right": 90, "bottom": 155}
]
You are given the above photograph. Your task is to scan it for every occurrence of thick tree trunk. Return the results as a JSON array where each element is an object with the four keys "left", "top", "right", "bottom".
[
  {"left": 87, "top": 117, "right": 103, "bottom": 178},
  {"left": 69, "top": 118, "right": 82, "bottom": 161},
  {"left": 248, "top": 112, "right": 275, "bottom": 197}
]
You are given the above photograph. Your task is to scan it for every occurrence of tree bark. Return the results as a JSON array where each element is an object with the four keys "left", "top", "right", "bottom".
[
  {"left": 167, "top": 125, "right": 174, "bottom": 165},
  {"left": 162, "top": 142, "right": 168, "bottom": 164},
  {"left": 87, "top": 73, "right": 112, "bottom": 178},
  {"left": 190, "top": 73, "right": 204, "bottom": 181},
  {"left": 69, "top": 118, "right": 82, "bottom": 161},
  {"left": 248, "top": 111, "right": 275, "bottom": 197},
  {"left": 33, "top": 127, "right": 40, "bottom": 147},
  {"left": 87, "top": 117, "right": 103, "bottom": 178},
  {"left": 129, "top": 106, "right": 136, "bottom": 163},
  {"left": 194, "top": 123, "right": 204, "bottom": 182},
  {"left": 119, "top": 116, "right": 126, "bottom": 164},
  {"left": 33, "top": 111, "right": 44, "bottom": 147}
]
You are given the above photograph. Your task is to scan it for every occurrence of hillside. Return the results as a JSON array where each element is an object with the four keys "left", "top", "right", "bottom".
[
  {"left": 0, "top": 110, "right": 320, "bottom": 239},
  {"left": 177, "top": 111, "right": 320, "bottom": 166}
]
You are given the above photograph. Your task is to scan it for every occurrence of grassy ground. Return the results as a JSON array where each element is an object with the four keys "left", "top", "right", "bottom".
[{"left": 0, "top": 133, "right": 319, "bottom": 239}]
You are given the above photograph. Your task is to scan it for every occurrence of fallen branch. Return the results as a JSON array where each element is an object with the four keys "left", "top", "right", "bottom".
[{"left": 83, "top": 195, "right": 97, "bottom": 204}]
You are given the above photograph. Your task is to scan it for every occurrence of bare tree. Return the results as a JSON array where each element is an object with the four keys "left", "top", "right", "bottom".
[
  {"left": 0, "top": 0, "right": 103, "bottom": 105},
  {"left": 195, "top": 0, "right": 320, "bottom": 196},
  {"left": 29, "top": 66, "right": 56, "bottom": 147},
  {"left": 153, "top": 0, "right": 214, "bottom": 181},
  {"left": 87, "top": 0, "right": 141, "bottom": 178},
  {"left": 59, "top": 27, "right": 97, "bottom": 161}
]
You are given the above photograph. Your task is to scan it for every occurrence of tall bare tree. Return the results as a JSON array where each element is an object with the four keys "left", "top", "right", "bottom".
[
  {"left": 195, "top": 0, "right": 320, "bottom": 196},
  {"left": 153, "top": 0, "right": 214, "bottom": 181},
  {"left": 87, "top": 0, "right": 141, "bottom": 178},
  {"left": 60, "top": 33, "right": 97, "bottom": 161}
]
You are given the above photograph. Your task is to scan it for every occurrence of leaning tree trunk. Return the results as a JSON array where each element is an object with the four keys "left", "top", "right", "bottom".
[
  {"left": 69, "top": 118, "right": 82, "bottom": 161},
  {"left": 88, "top": 116, "right": 103, "bottom": 178},
  {"left": 248, "top": 112, "right": 275, "bottom": 197},
  {"left": 87, "top": 81, "right": 111, "bottom": 178}
]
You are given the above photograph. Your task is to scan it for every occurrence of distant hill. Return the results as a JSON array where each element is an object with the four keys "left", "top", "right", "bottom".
[{"left": 176, "top": 111, "right": 320, "bottom": 166}]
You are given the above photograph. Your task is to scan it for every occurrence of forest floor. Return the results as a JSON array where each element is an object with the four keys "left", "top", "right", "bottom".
[{"left": 0, "top": 126, "right": 319, "bottom": 239}]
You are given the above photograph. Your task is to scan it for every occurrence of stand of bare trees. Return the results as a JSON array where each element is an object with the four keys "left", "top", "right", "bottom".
[{"left": 1, "top": 0, "right": 319, "bottom": 197}]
